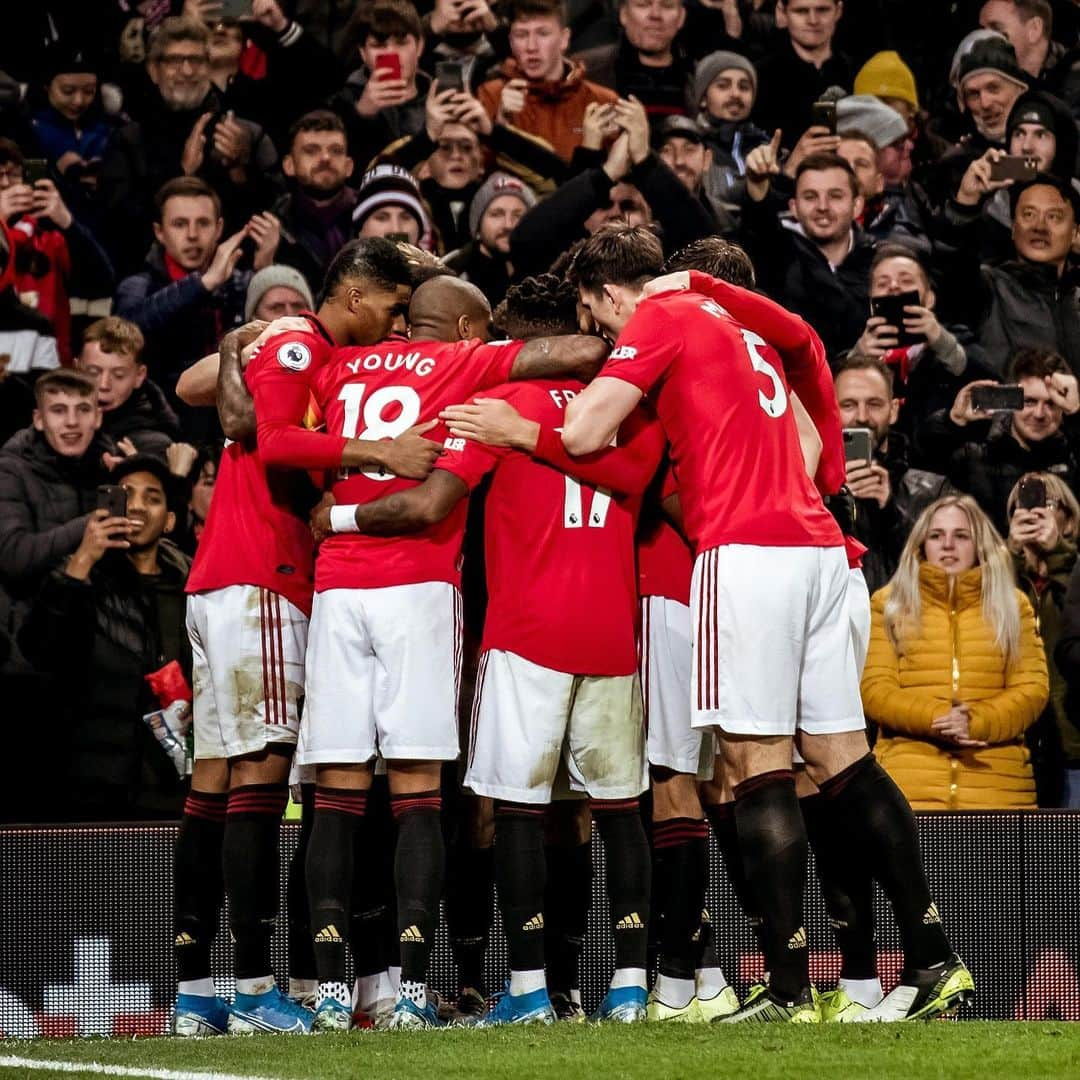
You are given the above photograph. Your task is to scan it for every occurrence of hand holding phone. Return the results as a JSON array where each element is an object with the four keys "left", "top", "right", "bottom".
[
  {"left": 988, "top": 155, "right": 1039, "bottom": 183},
  {"left": 374, "top": 51, "right": 402, "bottom": 82},
  {"left": 1017, "top": 475, "right": 1048, "bottom": 511},
  {"left": 870, "top": 290, "right": 925, "bottom": 348},
  {"left": 811, "top": 100, "right": 837, "bottom": 135},
  {"left": 843, "top": 427, "right": 873, "bottom": 464},
  {"left": 435, "top": 60, "right": 465, "bottom": 94},
  {"left": 22, "top": 158, "right": 49, "bottom": 187},
  {"left": 970, "top": 384, "right": 1025, "bottom": 414}
]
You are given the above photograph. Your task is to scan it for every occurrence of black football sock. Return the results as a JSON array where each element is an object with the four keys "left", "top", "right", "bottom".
[
  {"left": 652, "top": 818, "right": 708, "bottom": 980},
  {"left": 286, "top": 783, "right": 316, "bottom": 988},
  {"left": 544, "top": 839, "right": 591, "bottom": 997},
  {"left": 733, "top": 771, "right": 809, "bottom": 1002},
  {"left": 349, "top": 799, "right": 394, "bottom": 981},
  {"left": 307, "top": 787, "right": 367, "bottom": 996},
  {"left": 392, "top": 790, "right": 445, "bottom": 987},
  {"left": 801, "top": 792, "right": 877, "bottom": 980},
  {"left": 175, "top": 790, "right": 227, "bottom": 987},
  {"left": 705, "top": 800, "right": 765, "bottom": 952},
  {"left": 495, "top": 803, "right": 548, "bottom": 974},
  {"left": 445, "top": 841, "right": 494, "bottom": 994},
  {"left": 224, "top": 784, "right": 289, "bottom": 987},
  {"left": 592, "top": 799, "right": 650, "bottom": 973},
  {"left": 818, "top": 755, "right": 951, "bottom": 972}
]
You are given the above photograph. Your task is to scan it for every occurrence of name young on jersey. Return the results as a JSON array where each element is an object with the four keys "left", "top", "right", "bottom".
[{"left": 344, "top": 350, "right": 438, "bottom": 377}]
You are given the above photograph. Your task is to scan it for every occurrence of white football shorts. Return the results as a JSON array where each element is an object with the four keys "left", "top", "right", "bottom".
[
  {"left": 299, "top": 582, "right": 462, "bottom": 765},
  {"left": 465, "top": 649, "right": 647, "bottom": 804},
  {"left": 187, "top": 585, "right": 307, "bottom": 760},
  {"left": 691, "top": 544, "right": 865, "bottom": 738},
  {"left": 640, "top": 595, "right": 714, "bottom": 777}
]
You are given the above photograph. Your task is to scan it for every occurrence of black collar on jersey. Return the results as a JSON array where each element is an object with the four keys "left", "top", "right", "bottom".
[{"left": 300, "top": 310, "right": 335, "bottom": 346}]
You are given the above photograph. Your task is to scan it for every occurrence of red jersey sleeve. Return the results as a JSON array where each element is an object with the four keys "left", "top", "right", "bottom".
[
  {"left": 455, "top": 338, "right": 526, "bottom": 392},
  {"left": 599, "top": 303, "right": 680, "bottom": 395},
  {"left": 436, "top": 435, "right": 503, "bottom": 491},
  {"left": 686, "top": 271, "right": 845, "bottom": 493},
  {"left": 247, "top": 331, "right": 346, "bottom": 470},
  {"left": 532, "top": 408, "right": 665, "bottom": 497}
]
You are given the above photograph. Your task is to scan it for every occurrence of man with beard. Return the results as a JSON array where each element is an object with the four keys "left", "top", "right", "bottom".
[
  {"left": 739, "top": 144, "right": 874, "bottom": 359},
  {"left": 101, "top": 17, "right": 283, "bottom": 275},
  {"left": 274, "top": 111, "right": 357, "bottom": 297},
  {"left": 653, "top": 116, "right": 732, "bottom": 233},
  {"left": 444, "top": 173, "right": 537, "bottom": 305}
]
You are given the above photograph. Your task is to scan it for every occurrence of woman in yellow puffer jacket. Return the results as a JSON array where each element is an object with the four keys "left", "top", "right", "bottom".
[{"left": 862, "top": 494, "right": 1049, "bottom": 809}]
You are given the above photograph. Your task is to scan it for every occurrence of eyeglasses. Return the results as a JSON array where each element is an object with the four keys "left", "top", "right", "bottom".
[{"left": 158, "top": 53, "right": 209, "bottom": 70}]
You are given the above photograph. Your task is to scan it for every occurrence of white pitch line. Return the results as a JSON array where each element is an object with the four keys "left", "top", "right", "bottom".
[{"left": 0, "top": 1055, "right": 288, "bottom": 1080}]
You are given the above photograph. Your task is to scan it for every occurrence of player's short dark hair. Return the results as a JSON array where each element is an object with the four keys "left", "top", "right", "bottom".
[
  {"left": 493, "top": 274, "right": 579, "bottom": 339},
  {"left": 569, "top": 223, "right": 664, "bottom": 294},
  {"left": 0, "top": 137, "right": 24, "bottom": 169},
  {"left": 288, "top": 109, "right": 347, "bottom": 151},
  {"left": 1006, "top": 0, "right": 1052, "bottom": 36},
  {"left": 833, "top": 354, "right": 894, "bottom": 394},
  {"left": 34, "top": 368, "right": 98, "bottom": 405},
  {"left": 1007, "top": 346, "right": 1070, "bottom": 382},
  {"left": 154, "top": 176, "right": 222, "bottom": 219},
  {"left": 547, "top": 239, "right": 586, "bottom": 279},
  {"left": 795, "top": 152, "right": 860, "bottom": 199},
  {"left": 662, "top": 237, "right": 756, "bottom": 288},
  {"left": 391, "top": 240, "right": 455, "bottom": 287},
  {"left": 507, "top": 0, "right": 568, "bottom": 27},
  {"left": 870, "top": 242, "right": 931, "bottom": 287},
  {"left": 348, "top": 0, "right": 424, "bottom": 47},
  {"left": 318, "top": 237, "right": 413, "bottom": 305}
]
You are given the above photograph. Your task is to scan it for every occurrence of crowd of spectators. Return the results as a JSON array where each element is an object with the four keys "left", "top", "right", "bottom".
[{"left": 0, "top": 0, "right": 1079, "bottom": 821}]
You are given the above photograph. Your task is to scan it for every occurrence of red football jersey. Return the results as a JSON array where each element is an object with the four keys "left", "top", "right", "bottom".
[
  {"left": 602, "top": 292, "right": 842, "bottom": 554},
  {"left": 440, "top": 380, "right": 657, "bottom": 675},
  {"left": 312, "top": 336, "right": 523, "bottom": 591},
  {"left": 637, "top": 466, "right": 692, "bottom": 605},
  {"left": 186, "top": 317, "right": 335, "bottom": 615}
]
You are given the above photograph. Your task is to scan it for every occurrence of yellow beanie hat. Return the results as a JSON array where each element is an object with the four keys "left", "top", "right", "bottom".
[{"left": 854, "top": 51, "right": 919, "bottom": 110}]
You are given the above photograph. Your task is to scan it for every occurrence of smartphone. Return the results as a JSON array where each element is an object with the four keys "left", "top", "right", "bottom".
[
  {"left": 843, "top": 428, "right": 873, "bottom": 464},
  {"left": 971, "top": 384, "right": 1024, "bottom": 413},
  {"left": 1018, "top": 476, "right": 1048, "bottom": 511},
  {"left": 435, "top": 60, "right": 465, "bottom": 95},
  {"left": 97, "top": 484, "right": 128, "bottom": 519},
  {"left": 22, "top": 158, "right": 48, "bottom": 186},
  {"left": 386, "top": 232, "right": 411, "bottom": 243},
  {"left": 374, "top": 51, "right": 402, "bottom": 81},
  {"left": 870, "top": 290, "right": 925, "bottom": 347},
  {"left": 988, "top": 155, "right": 1039, "bottom": 183},
  {"left": 811, "top": 100, "right": 837, "bottom": 135},
  {"left": 239, "top": 234, "right": 258, "bottom": 264}
]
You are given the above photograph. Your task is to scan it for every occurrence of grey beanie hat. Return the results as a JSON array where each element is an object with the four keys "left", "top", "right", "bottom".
[
  {"left": 468, "top": 172, "right": 537, "bottom": 238},
  {"left": 836, "top": 94, "right": 909, "bottom": 149},
  {"left": 244, "top": 265, "right": 315, "bottom": 320},
  {"left": 691, "top": 51, "right": 758, "bottom": 112}
]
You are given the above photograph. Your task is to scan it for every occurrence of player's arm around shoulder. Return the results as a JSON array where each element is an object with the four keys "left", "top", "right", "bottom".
[{"left": 562, "top": 377, "right": 645, "bottom": 457}]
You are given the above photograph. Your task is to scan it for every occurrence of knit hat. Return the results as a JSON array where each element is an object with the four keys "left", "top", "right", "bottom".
[
  {"left": 468, "top": 172, "right": 537, "bottom": 239},
  {"left": 837, "top": 94, "right": 909, "bottom": 149},
  {"left": 1006, "top": 90, "right": 1077, "bottom": 180},
  {"left": 352, "top": 164, "right": 433, "bottom": 244},
  {"left": 690, "top": 50, "right": 758, "bottom": 112},
  {"left": 244, "top": 265, "right": 315, "bottom": 321},
  {"left": 951, "top": 31, "right": 1028, "bottom": 93},
  {"left": 40, "top": 42, "right": 100, "bottom": 85},
  {"left": 854, "top": 51, "right": 918, "bottom": 111}
]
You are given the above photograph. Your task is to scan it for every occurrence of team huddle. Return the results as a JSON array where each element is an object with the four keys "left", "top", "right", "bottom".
[{"left": 169, "top": 225, "right": 974, "bottom": 1036}]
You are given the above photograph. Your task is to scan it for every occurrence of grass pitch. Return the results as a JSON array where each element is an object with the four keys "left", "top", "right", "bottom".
[{"left": 3, "top": 1023, "right": 1079, "bottom": 1080}]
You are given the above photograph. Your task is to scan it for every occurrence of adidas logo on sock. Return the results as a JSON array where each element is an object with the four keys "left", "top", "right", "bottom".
[
  {"left": 615, "top": 912, "right": 644, "bottom": 931},
  {"left": 522, "top": 913, "right": 544, "bottom": 931},
  {"left": 174, "top": 932, "right": 195, "bottom": 946},
  {"left": 400, "top": 925, "right": 424, "bottom": 943},
  {"left": 787, "top": 927, "right": 808, "bottom": 950},
  {"left": 314, "top": 924, "right": 343, "bottom": 944},
  {"left": 923, "top": 902, "right": 941, "bottom": 925}
]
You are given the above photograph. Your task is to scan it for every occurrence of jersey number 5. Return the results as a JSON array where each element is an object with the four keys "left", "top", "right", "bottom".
[
  {"left": 741, "top": 329, "right": 787, "bottom": 419},
  {"left": 338, "top": 383, "right": 421, "bottom": 480}
]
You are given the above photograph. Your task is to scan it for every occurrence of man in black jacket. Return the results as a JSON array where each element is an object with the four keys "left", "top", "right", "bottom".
[
  {"left": 18, "top": 454, "right": 191, "bottom": 821},
  {"left": 76, "top": 316, "right": 180, "bottom": 459},
  {"left": 739, "top": 146, "right": 875, "bottom": 359},
  {"left": 917, "top": 347, "right": 1080, "bottom": 534},
  {"left": 274, "top": 110, "right": 357, "bottom": 297},
  {"left": 100, "top": 17, "right": 282, "bottom": 275}
]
